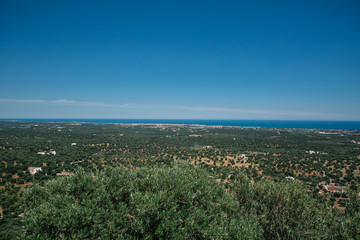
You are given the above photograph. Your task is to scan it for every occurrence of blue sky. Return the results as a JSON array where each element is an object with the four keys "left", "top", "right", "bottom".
[{"left": 1, "top": 0, "right": 360, "bottom": 120}]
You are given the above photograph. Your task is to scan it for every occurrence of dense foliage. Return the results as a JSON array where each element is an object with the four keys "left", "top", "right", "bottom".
[
  {"left": 232, "top": 173, "right": 342, "bottom": 239},
  {"left": 22, "top": 164, "right": 263, "bottom": 239},
  {"left": 343, "top": 186, "right": 360, "bottom": 239},
  {"left": 21, "top": 164, "right": 360, "bottom": 239}
]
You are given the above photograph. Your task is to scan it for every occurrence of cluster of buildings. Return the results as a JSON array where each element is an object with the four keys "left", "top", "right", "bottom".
[
  {"left": 31, "top": 143, "right": 76, "bottom": 175},
  {"left": 305, "top": 150, "right": 327, "bottom": 155},
  {"left": 37, "top": 150, "right": 56, "bottom": 155}
]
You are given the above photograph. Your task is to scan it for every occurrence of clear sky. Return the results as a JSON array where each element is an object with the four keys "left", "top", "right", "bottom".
[{"left": 1, "top": 0, "right": 360, "bottom": 120}]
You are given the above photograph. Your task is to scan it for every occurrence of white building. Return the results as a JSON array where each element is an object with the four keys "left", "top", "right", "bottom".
[
  {"left": 306, "top": 150, "right": 319, "bottom": 154},
  {"left": 28, "top": 167, "right": 42, "bottom": 175}
]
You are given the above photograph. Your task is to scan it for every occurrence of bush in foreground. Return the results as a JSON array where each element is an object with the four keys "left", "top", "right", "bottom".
[
  {"left": 21, "top": 164, "right": 360, "bottom": 239},
  {"left": 343, "top": 185, "right": 360, "bottom": 239},
  {"left": 22, "top": 164, "right": 263, "bottom": 239},
  {"left": 231, "top": 173, "right": 344, "bottom": 240}
]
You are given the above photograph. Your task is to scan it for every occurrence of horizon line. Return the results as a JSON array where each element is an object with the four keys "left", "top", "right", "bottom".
[{"left": 1, "top": 118, "right": 360, "bottom": 122}]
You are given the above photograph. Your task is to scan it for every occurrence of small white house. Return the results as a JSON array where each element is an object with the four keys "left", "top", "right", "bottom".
[
  {"left": 37, "top": 152, "right": 46, "bottom": 155},
  {"left": 285, "top": 176, "right": 295, "bottom": 181},
  {"left": 49, "top": 151, "right": 56, "bottom": 155},
  {"left": 71, "top": 143, "right": 77, "bottom": 146},
  {"left": 28, "top": 167, "right": 42, "bottom": 175}
]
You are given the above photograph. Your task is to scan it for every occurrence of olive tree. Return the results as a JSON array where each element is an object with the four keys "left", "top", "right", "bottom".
[{"left": 22, "top": 163, "right": 263, "bottom": 239}]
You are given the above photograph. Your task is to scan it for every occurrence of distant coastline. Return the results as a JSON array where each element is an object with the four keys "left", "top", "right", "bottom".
[{"left": 1, "top": 119, "right": 360, "bottom": 130}]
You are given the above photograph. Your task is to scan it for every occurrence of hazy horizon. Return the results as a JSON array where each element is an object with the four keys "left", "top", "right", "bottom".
[{"left": 2, "top": 118, "right": 360, "bottom": 122}]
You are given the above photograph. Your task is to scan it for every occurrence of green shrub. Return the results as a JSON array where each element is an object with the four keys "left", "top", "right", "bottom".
[
  {"left": 0, "top": 218, "right": 23, "bottom": 240},
  {"left": 343, "top": 186, "right": 360, "bottom": 239},
  {"left": 231, "top": 174, "right": 339, "bottom": 240},
  {"left": 22, "top": 164, "right": 263, "bottom": 239}
]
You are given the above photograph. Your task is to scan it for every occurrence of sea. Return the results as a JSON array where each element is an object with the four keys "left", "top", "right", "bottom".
[{"left": 1, "top": 119, "right": 360, "bottom": 130}]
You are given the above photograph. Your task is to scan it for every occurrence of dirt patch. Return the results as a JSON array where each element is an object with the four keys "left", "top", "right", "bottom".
[
  {"left": 247, "top": 151, "right": 267, "bottom": 155},
  {"left": 269, "top": 136, "right": 280, "bottom": 138},
  {"left": 15, "top": 182, "right": 33, "bottom": 188},
  {"left": 334, "top": 201, "right": 346, "bottom": 213},
  {"left": 12, "top": 174, "right": 19, "bottom": 179},
  {"left": 189, "top": 155, "right": 252, "bottom": 168},
  {"left": 56, "top": 169, "right": 73, "bottom": 176}
]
